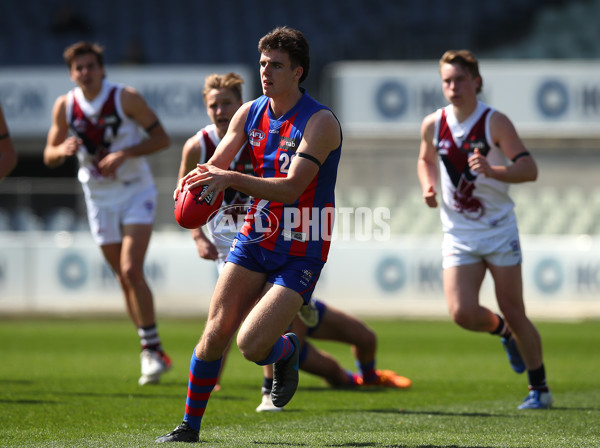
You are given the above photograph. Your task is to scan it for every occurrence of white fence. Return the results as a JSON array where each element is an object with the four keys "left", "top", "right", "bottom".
[{"left": 1, "top": 232, "right": 598, "bottom": 320}]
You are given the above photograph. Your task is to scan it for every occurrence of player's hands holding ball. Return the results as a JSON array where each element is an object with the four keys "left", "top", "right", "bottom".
[
  {"left": 174, "top": 164, "right": 229, "bottom": 201},
  {"left": 173, "top": 164, "right": 228, "bottom": 229}
]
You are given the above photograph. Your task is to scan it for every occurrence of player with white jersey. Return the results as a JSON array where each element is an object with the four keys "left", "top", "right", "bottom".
[
  {"left": 178, "top": 73, "right": 253, "bottom": 272},
  {"left": 436, "top": 102, "right": 517, "bottom": 234},
  {"left": 0, "top": 102, "right": 17, "bottom": 180},
  {"left": 44, "top": 41, "right": 172, "bottom": 386},
  {"left": 177, "top": 72, "right": 252, "bottom": 391},
  {"left": 192, "top": 125, "right": 253, "bottom": 269},
  {"left": 418, "top": 49, "right": 552, "bottom": 410},
  {"left": 67, "top": 79, "right": 156, "bottom": 209}
]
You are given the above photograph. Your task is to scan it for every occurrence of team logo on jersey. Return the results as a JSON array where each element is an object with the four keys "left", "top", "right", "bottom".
[
  {"left": 453, "top": 176, "right": 485, "bottom": 220},
  {"left": 98, "top": 114, "right": 119, "bottom": 126},
  {"left": 462, "top": 138, "right": 488, "bottom": 154},
  {"left": 234, "top": 161, "right": 254, "bottom": 175},
  {"left": 249, "top": 129, "right": 266, "bottom": 147},
  {"left": 278, "top": 137, "right": 298, "bottom": 151},
  {"left": 72, "top": 117, "right": 87, "bottom": 133},
  {"left": 438, "top": 138, "right": 452, "bottom": 155}
]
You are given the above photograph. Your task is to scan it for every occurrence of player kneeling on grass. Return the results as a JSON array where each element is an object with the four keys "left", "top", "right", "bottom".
[{"left": 257, "top": 298, "right": 412, "bottom": 412}]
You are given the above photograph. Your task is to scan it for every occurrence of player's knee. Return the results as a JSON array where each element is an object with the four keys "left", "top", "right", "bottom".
[
  {"left": 450, "top": 307, "right": 477, "bottom": 329},
  {"left": 366, "top": 327, "right": 376, "bottom": 346},
  {"left": 358, "top": 327, "right": 377, "bottom": 352},
  {"left": 120, "top": 263, "right": 145, "bottom": 285},
  {"left": 236, "top": 332, "right": 264, "bottom": 362},
  {"left": 199, "top": 324, "right": 232, "bottom": 359}
]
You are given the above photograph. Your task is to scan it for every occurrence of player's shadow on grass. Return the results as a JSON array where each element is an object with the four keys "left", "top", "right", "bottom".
[
  {"left": 256, "top": 442, "right": 525, "bottom": 448},
  {"left": 0, "top": 399, "right": 55, "bottom": 405},
  {"left": 545, "top": 405, "right": 599, "bottom": 412},
  {"left": 58, "top": 390, "right": 248, "bottom": 403},
  {"left": 322, "top": 444, "right": 525, "bottom": 448},
  {"left": 0, "top": 379, "right": 56, "bottom": 404},
  {"left": 0, "top": 379, "right": 34, "bottom": 385},
  {"left": 363, "top": 408, "right": 513, "bottom": 418},
  {"left": 299, "top": 385, "right": 391, "bottom": 393}
]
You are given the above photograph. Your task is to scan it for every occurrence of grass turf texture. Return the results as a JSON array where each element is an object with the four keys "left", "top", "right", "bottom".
[{"left": 0, "top": 317, "right": 598, "bottom": 447}]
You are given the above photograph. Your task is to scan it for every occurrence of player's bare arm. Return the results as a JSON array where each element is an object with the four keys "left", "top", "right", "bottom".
[
  {"left": 0, "top": 106, "right": 17, "bottom": 179},
  {"left": 468, "top": 111, "right": 537, "bottom": 183},
  {"left": 44, "top": 95, "right": 79, "bottom": 168},
  {"left": 178, "top": 135, "right": 202, "bottom": 180},
  {"left": 195, "top": 108, "right": 340, "bottom": 205},
  {"left": 174, "top": 102, "right": 252, "bottom": 199},
  {"left": 205, "top": 101, "right": 253, "bottom": 170},
  {"left": 178, "top": 134, "right": 218, "bottom": 260},
  {"left": 96, "top": 87, "right": 170, "bottom": 177},
  {"left": 417, "top": 113, "right": 439, "bottom": 208}
]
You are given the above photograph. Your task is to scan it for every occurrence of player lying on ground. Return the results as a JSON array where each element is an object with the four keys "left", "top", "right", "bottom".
[{"left": 257, "top": 298, "right": 412, "bottom": 412}]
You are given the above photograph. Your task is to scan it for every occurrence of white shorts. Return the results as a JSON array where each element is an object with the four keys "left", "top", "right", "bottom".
[
  {"left": 442, "top": 225, "right": 522, "bottom": 270},
  {"left": 86, "top": 185, "right": 157, "bottom": 245}
]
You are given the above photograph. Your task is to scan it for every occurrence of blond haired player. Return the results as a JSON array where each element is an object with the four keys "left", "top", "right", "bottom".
[{"left": 418, "top": 49, "right": 551, "bottom": 409}]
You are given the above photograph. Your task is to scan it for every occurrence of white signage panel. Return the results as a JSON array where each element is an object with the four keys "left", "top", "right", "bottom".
[
  {"left": 0, "top": 65, "right": 255, "bottom": 137},
  {"left": 327, "top": 60, "right": 600, "bottom": 138},
  {"left": 1, "top": 233, "right": 598, "bottom": 319}
]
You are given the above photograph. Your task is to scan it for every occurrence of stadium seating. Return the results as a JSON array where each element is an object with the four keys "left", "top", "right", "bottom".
[
  {"left": 334, "top": 185, "right": 600, "bottom": 236},
  {"left": 0, "top": 182, "right": 598, "bottom": 236},
  {"left": 1, "top": 0, "right": 598, "bottom": 236},
  {"left": 3, "top": 0, "right": 592, "bottom": 73}
]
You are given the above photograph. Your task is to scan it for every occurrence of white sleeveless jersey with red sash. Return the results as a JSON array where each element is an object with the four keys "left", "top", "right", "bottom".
[
  {"left": 66, "top": 79, "right": 154, "bottom": 204},
  {"left": 194, "top": 123, "right": 254, "bottom": 207},
  {"left": 435, "top": 101, "right": 515, "bottom": 236},
  {"left": 240, "top": 91, "right": 342, "bottom": 261}
]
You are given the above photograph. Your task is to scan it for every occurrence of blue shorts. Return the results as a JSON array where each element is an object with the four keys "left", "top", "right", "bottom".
[{"left": 226, "top": 235, "right": 325, "bottom": 304}]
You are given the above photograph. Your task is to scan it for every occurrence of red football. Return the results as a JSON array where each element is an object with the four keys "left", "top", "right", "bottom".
[{"left": 174, "top": 185, "right": 225, "bottom": 229}]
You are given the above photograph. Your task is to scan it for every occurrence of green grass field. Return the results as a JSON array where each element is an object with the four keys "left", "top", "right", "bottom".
[{"left": 1, "top": 317, "right": 598, "bottom": 447}]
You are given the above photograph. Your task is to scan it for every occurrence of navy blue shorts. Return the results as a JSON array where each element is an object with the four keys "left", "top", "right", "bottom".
[{"left": 226, "top": 235, "right": 325, "bottom": 304}]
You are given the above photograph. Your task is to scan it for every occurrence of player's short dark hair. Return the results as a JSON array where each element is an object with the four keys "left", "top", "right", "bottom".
[
  {"left": 63, "top": 41, "right": 104, "bottom": 69},
  {"left": 258, "top": 26, "right": 310, "bottom": 84}
]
